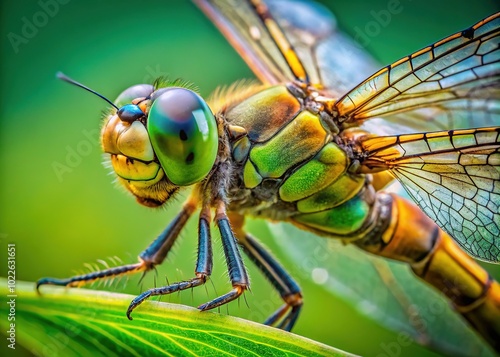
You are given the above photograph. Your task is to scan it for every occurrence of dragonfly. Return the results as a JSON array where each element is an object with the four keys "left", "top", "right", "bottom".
[{"left": 37, "top": 0, "right": 500, "bottom": 353}]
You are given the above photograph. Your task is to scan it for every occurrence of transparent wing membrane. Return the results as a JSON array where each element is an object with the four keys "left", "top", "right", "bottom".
[
  {"left": 336, "top": 13, "right": 500, "bottom": 130},
  {"left": 361, "top": 128, "right": 500, "bottom": 262},
  {"left": 266, "top": 0, "right": 380, "bottom": 94},
  {"left": 195, "top": 0, "right": 307, "bottom": 84},
  {"left": 196, "top": 0, "right": 379, "bottom": 94}
]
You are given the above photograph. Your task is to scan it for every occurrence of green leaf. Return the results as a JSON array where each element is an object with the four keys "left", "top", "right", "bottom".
[
  {"left": 270, "top": 223, "right": 494, "bottom": 357},
  {"left": 0, "top": 279, "right": 354, "bottom": 357}
]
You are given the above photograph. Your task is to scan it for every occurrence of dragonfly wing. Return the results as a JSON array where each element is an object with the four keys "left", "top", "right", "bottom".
[
  {"left": 266, "top": 0, "right": 379, "bottom": 94},
  {"left": 195, "top": 0, "right": 379, "bottom": 93},
  {"left": 360, "top": 128, "right": 500, "bottom": 262},
  {"left": 196, "top": 0, "right": 294, "bottom": 84},
  {"left": 335, "top": 13, "right": 500, "bottom": 131}
]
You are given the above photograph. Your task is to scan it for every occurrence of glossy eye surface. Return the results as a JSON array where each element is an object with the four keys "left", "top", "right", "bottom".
[
  {"left": 147, "top": 88, "right": 218, "bottom": 186},
  {"left": 114, "top": 84, "right": 154, "bottom": 108}
]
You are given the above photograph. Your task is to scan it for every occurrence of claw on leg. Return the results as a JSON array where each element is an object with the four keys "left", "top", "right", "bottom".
[
  {"left": 127, "top": 273, "right": 208, "bottom": 319},
  {"left": 198, "top": 285, "right": 247, "bottom": 311}
]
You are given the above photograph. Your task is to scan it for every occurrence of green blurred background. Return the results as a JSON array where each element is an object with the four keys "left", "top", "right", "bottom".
[{"left": 1, "top": 0, "right": 499, "bottom": 356}]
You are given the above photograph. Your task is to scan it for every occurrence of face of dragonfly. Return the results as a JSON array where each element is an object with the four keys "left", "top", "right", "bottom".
[{"left": 100, "top": 82, "right": 219, "bottom": 207}]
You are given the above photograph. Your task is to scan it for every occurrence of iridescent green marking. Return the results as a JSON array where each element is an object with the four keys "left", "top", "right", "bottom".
[
  {"left": 279, "top": 143, "right": 347, "bottom": 202},
  {"left": 243, "top": 160, "right": 262, "bottom": 188},
  {"left": 297, "top": 175, "right": 365, "bottom": 213},
  {"left": 250, "top": 111, "right": 328, "bottom": 178},
  {"left": 293, "top": 194, "right": 370, "bottom": 235}
]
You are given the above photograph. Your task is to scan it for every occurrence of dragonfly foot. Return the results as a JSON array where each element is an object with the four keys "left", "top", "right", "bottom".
[
  {"left": 264, "top": 293, "right": 303, "bottom": 331},
  {"left": 126, "top": 275, "right": 208, "bottom": 319},
  {"left": 127, "top": 290, "right": 152, "bottom": 320},
  {"left": 198, "top": 285, "right": 247, "bottom": 311}
]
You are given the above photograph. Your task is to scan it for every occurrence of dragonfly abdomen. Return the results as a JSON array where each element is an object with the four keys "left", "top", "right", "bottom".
[{"left": 356, "top": 193, "right": 500, "bottom": 349}]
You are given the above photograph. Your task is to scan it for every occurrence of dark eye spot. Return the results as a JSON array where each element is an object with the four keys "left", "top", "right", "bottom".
[
  {"left": 179, "top": 130, "right": 188, "bottom": 141},
  {"left": 185, "top": 152, "right": 194, "bottom": 164}
]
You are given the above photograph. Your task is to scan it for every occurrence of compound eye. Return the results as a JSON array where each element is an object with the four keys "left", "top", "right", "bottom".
[
  {"left": 147, "top": 88, "right": 218, "bottom": 186},
  {"left": 114, "top": 84, "right": 154, "bottom": 108}
]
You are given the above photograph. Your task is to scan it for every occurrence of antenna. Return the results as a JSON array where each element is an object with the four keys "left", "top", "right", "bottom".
[{"left": 56, "top": 72, "right": 119, "bottom": 110}]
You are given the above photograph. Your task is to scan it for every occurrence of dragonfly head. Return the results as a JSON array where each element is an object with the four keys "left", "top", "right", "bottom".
[{"left": 58, "top": 73, "right": 219, "bottom": 208}]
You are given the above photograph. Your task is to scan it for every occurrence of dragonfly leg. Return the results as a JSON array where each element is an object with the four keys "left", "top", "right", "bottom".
[
  {"left": 197, "top": 201, "right": 250, "bottom": 311},
  {"left": 243, "top": 233, "right": 302, "bottom": 331},
  {"left": 36, "top": 195, "right": 197, "bottom": 292},
  {"left": 126, "top": 205, "right": 213, "bottom": 319},
  {"left": 228, "top": 213, "right": 303, "bottom": 331},
  {"left": 126, "top": 201, "right": 250, "bottom": 317}
]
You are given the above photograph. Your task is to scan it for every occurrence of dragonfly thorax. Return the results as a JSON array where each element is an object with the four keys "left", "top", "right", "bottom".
[{"left": 220, "top": 84, "right": 377, "bottom": 239}]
